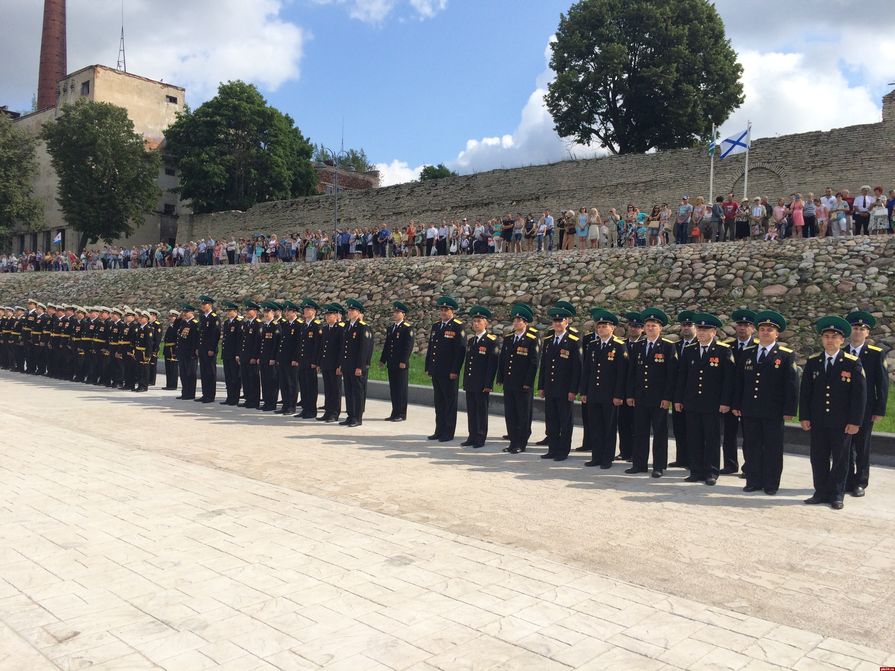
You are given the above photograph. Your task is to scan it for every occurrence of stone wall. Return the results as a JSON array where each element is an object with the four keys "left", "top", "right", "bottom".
[
  {"left": 2, "top": 237, "right": 892, "bottom": 371},
  {"left": 182, "top": 105, "right": 895, "bottom": 242}
]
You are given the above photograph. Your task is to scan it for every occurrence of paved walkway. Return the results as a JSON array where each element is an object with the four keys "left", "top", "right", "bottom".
[{"left": 1, "top": 373, "right": 894, "bottom": 670}]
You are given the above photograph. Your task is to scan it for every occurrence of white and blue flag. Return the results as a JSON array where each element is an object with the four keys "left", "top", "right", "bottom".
[{"left": 709, "top": 127, "right": 751, "bottom": 159}]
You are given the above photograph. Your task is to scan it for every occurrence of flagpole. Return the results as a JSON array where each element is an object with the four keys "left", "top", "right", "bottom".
[
  {"left": 709, "top": 123, "right": 716, "bottom": 201},
  {"left": 743, "top": 121, "right": 751, "bottom": 201}
]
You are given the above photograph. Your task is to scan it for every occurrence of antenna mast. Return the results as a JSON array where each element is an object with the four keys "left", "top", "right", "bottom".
[{"left": 116, "top": 0, "right": 127, "bottom": 72}]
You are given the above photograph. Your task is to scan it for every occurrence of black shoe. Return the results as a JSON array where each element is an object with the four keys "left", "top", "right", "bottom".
[
  {"left": 705, "top": 477, "right": 717, "bottom": 486},
  {"left": 384, "top": 416, "right": 395, "bottom": 422},
  {"left": 804, "top": 495, "right": 826, "bottom": 504},
  {"left": 347, "top": 421, "right": 361, "bottom": 427},
  {"left": 625, "top": 467, "right": 645, "bottom": 474},
  {"left": 220, "top": 400, "right": 231, "bottom": 405},
  {"left": 651, "top": 469, "right": 663, "bottom": 478},
  {"left": 613, "top": 455, "right": 624, "bottom": 461},
  {"left": 831, "top": 500, "right": 844, "bottom": 510},
  {"left": 176, "top": 395, "right": 185, "bottom": 400},
  {"left": 300, "top": 414, "right": 317, "bottom": 420},
  {"left": 738, "top": 472, "right": 746, "bottom": 479},
  {"left": 502, "top": 434, "right": 510, "bottom": 440},
  {"left": 438, "top": 437, "right": 453, "bottom": 442},
  {"left": 460, "top": 440, "right": 475, "bottom": 447},
  {"left": 202, "top": 399, "right": 214, "bottom": 404},
  {"left": 326, "top": 417, "right": 337, "bottom": 423},
  {"left": 764, "top": 488, "right": 777, "bottom": 496},
  {"left": 668, "top": 461, "right": 684, "bottom": 468},
  {"left": 540, "top": 453, "right": 555, "bottom": 460},
  {"left": 719, "top": 468, "right": 737, "bottom": 475},
  {"left": 194, "top": 398, "right": 205, "bottom": 402},
  {"left": 684, "top": 475, "right": 702, "bottom": 483},
  {"left": 507, "top": 447, "right": 522, "bottom": 454},
  {"left": 427, "top": 434, "right": 439, "bottom": 440},
  {"left": 584, "top": 460, "right": 599, "bottom": 467},
  {"left": 392, "top": 417, "right": 405, "bottom": 422},
  {"left": 339, "top": 419, "right": 351, "bottom": 425},
  {"left": 262, "top": 406, "right": 276, "bottom": 411},
  {"left": 316, "top": 416, "right": 329, "bottom": 422},
  {"left": 573, "top": 446, "right": 589, "bottom": 452},
  {"left": 600, "top": 464, "right": 612, "bottom": 470},
  {"left": 852, "top": 486, "right": 865, "bottom": 497},
  {"left": 243, "top": 404, "right": 258, "bottom": 409},
  {"left": 472, "top": 444, "right": 484, "bottom": 449},
  {"left": 553, "top": 456, "right": 567, "bottom": 462},
  {"left": 743, "top": 485, "right": 761, "bottom": 493},
  {"left": 535, "top": 438, "right": 549, "bottom": 446}
]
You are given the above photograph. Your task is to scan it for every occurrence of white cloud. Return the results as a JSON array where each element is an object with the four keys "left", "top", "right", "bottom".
[
  {"left": 312, "top": 0, "right": 447, "bottom": 24},
  {"left": 375, "top": 159, "right": 424, "bottom": 186},
  {"left": 0, "top": 0, "right": 305, "bottom": 109}
]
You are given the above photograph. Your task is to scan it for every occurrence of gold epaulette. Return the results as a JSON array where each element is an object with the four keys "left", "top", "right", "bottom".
[
  {"left": 568, "top": 334, "right": 579, "bottom": 341},
  {"left": 403, "top": 321, "right": 411, "bottom": 327},
  {"left": 662, "top": 338, "right": 674, "bottom": 344},
  {"left": 715, "top": 341, "right": 730, "bottom": 348},
  {"left": 808, "top": 352, "right": 822, "bottom": 359},
  {"left": 191, "top": 318, "right": 199, "bottom": 324},
  {"left": 486, "top": 334, "right": 497, "bottom": 341},
  {"left": 542, "top": 334, "right": 553, "bottom": 340},
  {"left": 613, "top": 336, "right": 625, "bottom": 344},
  {"left": 359, "top": 320, "right": 367, "bottom": 326},
  {"left": 843, "top": 353, "right": 858, "bottom": 361},
  {"left": 685, "top": 341, "right": 699, "bottom": 348},
  {"left": 778, "top": 346, "right": 793, "bottom": 353},
  {"left": 452, "top": 318, "right": 463, "bottom": 325},
  {"left": 338, "top": 321, "right": 345, "bottom": 327},
  {"left": 210, "top": 312, "right": 217, "bottom": 317},
  {"left": 868, "top": 345, "right": 882, "bottom": 352},
  {"left": 526, "top": 333, "right": 537, "bottom": 340}
]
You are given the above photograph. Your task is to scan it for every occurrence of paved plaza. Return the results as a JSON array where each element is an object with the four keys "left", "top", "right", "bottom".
[{"left": 1, "top": 373, "right": 894, "bottom": 670}]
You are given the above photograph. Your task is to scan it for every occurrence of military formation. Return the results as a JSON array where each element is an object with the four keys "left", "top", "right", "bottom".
[{"left": 0, "top": 296, "right": 888, "bottom": 510}]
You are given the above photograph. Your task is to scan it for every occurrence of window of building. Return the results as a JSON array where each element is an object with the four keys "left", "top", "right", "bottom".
[
  {"left": 164, "top": 166, "right": 176, "bottom": 176},
  {"left": 163, "top": 203, "right": 177, "bottom": 216},
  {"left": 81, "top": 81, "right": 90, "bottom": 96},
  {"left": 165, "top": 95, "right": 178, "bottom": 104}
]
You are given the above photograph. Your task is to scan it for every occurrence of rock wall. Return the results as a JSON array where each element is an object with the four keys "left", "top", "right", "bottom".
[
  {"left": 182, "top": 111, "right": 895, "bottom": 242},
  {"left": 2, "top": 237, "right": 892, "bottom": 370}
]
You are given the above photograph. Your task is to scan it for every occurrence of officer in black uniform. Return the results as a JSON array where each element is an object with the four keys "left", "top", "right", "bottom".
[
  {"left": 497, "top": 304, "right": 539, "bottom": 454},
  {"left": 63, "top": 305, "right": 77, "bottom": 379},
  {"left": 13, "top": 306, "right": 27, "bottom": 373},
  {"left": 196, "top": 296, "right": 220, "bottom": 403},
  {"left": 579, "top": 308, "right": 628, "bottom": 468},
  {"left": 295, "top": 299, "right": 323, "bottom": 419},
  {"left": 276, "top": 301, "right": 301, "bottom": 415},
  {"left": 800, "top": 316, "right": 866, "bottom": 510},
  {"left": 425, "top": 296, "right": 466, "bottom": 442},
  {"left": 174, "top": 306, "right": 199, "bottom": 399},
  {"left": 33, "top": 303, "right": 48, "bottom": 376},
  {"left": 73, "top": 307, "right": 88, "bottom": 382},
  {"left": 319, "top": 303, "right": 346, "bottom": 422},
  {"left": 216, "top": 301, "right": 242, "bottom": 404},
  {"left": 135, "top": 311, "right": 154, "bottom": 392},
  {"left": 721, "top": 309, "right": 758, "bottom": 476},
  {"left": 537, "top": 300, "right": 579, "bottom": 448},
  {"left": 44, "top": 304, "right": 57, "bottom": 378},
  {"left": 238, "top": 301, "right": 262, "bottom": 409},
  {"left": 23, "top": 299, "right": 37, "bottom": 374},
  {"left": 575, "top": 308, "right": 597, "bottom": 454},
  {"left": 94, "top": 307, "right": 110, "bottom": 385},
  {"left": 340, "top": 299, "right": 374, "bottom": 427},
  {"left": 843, "top": 310, "right": 889, "bottom": 497},
  {"left": 84, "top": 306, "right": 101, "bottom": 383},
  {"left": 670, "top": 310, "right": 696, "bottom": 469},
  {"left": 538, "top": 305, "right": 581, "bottom": 461},
  {"left": 732, "top": 310, "right": 799, "bottom": 495},
  {"left": 674, "top": 313, "right": 735, "bottom": 485},
  {"left": 461, "top": 306, "right": 499, "bottom": 448},
  {"left": 107, "top": 307, "right": 125, "bottom": 388},
  {"left": 258, "top": 302, "right": 280, "bottom": 411},
  {"left": 160, "top": 310, "right": 180, "bottom": 391},
  {"left": 147, "top": 309, "right": 162, "bottom": 387},
  {"left": 617, "top": 311, "right": 644, "bottom": 461},
  {"left": 626, "top": 308, "right": 678, "bottom": 477},
  {"left": 380, "top": 301, "right": 414, "bottom": 422}
]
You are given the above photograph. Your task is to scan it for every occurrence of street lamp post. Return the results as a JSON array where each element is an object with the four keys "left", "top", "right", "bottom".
[{"left": 320, "top": 146, "right": 349, "bottom": 235}]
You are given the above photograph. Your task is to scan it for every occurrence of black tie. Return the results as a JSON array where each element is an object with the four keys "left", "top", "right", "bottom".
[
  {"left": 739, "top": 342, "right": 744, "bottom": 351},
  {"left": 647, "top": 342, "right": 653, "bottom": 358},
  {"left": 826, "top": 356, "right": 833, "bottom": 373},
  {"left": 852, "top": 348, "right": 858, "bottom": 356},
  {"left": 701, "top": 346, "right": 707, "bottom": 360},
  {"left": 758, "top": 347, "right": 766, "bottom": 363}
]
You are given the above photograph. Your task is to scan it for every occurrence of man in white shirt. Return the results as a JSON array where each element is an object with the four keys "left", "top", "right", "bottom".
[
  {"left": 852, "top": 185, "right": 873, "bottom": 235},
  {"left": 426, "top": 224, "right": 438, "bottom": 256}
]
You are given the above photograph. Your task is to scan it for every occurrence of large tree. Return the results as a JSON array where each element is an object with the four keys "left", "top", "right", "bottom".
[
  {"left": 545, "top": 0, "right": 744, "bottom": 155},
  {"left": 0, "top": 114, "right": 42, "bottom": 242},
  {"left": 166, "top": 81, "right": 317, "bottom": 214},
  {"left": 313, "top": 144, "right": 375, "bottom": 173},
  {"left": 41, "top": 99, "right": 160, "bottom": 252}
]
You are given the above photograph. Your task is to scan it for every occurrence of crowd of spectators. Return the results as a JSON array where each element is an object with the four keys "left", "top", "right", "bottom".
[{"left": 3, "top": 185, "right": 892, "bottom": 273}]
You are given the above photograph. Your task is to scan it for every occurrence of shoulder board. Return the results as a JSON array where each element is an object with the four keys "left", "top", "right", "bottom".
[
  {"left": 527, "top": 326, "right": 539, "bottom": 334},
  {"left": 685, "top": 341, "right": 699, "bottom": 348},
  {"left": 843, "top": 353, "right": 858, "bottom": 361},
  {"left": 567, "top": 334, "right": 579, "bottom": 342},
  {"left": 613, "top": 336, "right": 625, "bottom": 344},
  {"left": 452, "top": 318, "right": 463, "bottom": 325},
  {"left": 403, "top": 321, "right": 411, "bottom": 327},
  {"left": 338, "top": 321, "right": 345, "bottom": 327},
  {"left": 254, "top": 318, "right": 261, "bottom": 323},
  {"left": 715, "top": 341, "right": 730, "bottom": 348},
  {"left": 359, "top": 320, "right": 367, "bottom": 326},
  {"left": 868, "top": 345, "right": 882, "bottom": 352},
  {"left": 808, "top": 352, "right": 822, "bottom": 359},
  {"left": 210, "top": 312, "right": 217, "bottom": 317},
  {"left": 526, "top": 333, "right": 537, "bottom": 340},
  {"left": 236, "top": 316, "right": 244, "bottom": 321},
  {"left": 721, "top": 338, "right": 735, "bottom": 344},
  {"left": 743, "top": 345, "right": 756, "bottom": 351},
  {"left": 778, "top": 346, "right": 793, "bottom": 353},
  {"left": 752, "top": 338, "right": 760, "bottom": 344},
  {"left": 661, "top": 338, "right": 674, "bottom": 344},
  {"left": 313, "top": 318, "right": 322, "bottom": 324},
  {"left": 543, "top": 334, "right": 553, "bottom": 340},
  {"left": 191, "top": 318, "right": 199, "bottom": 324},
  {"left": 486, "top": 333, "right": 497, "bottom": 341}
]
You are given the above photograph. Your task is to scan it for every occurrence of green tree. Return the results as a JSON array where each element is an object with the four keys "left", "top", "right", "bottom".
[
  {"left": 0, "top": 114, "right": 42, "bottom": 243},
  {"left": 313, "top": 144, "right": 375, "bottom": 173},
  {"left": 419, "top": 163, "right": 457, "bottom": 181},
  {"left": 166, "top": 81, "right": 316, "bottom": 214},
  {"left": 545, "top": 0, "right": 744, "bottom": 155},
  {"left": 41, "top": 99, "right": 160, "bottom": 252}
]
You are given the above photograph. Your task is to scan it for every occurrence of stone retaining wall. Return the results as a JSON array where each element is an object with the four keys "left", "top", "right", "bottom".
[{"left": 2, "top": 236, "right": 892, "bottom": 371}]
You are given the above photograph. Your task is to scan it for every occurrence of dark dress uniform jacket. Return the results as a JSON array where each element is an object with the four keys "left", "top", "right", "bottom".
[
  {"left": 297, "top": 319, "right": 323, "bottom": 367},
  {"left": 675, "top": 340, "right": 735, "bottom": 411},
  {"left": 425, "top": 319, "right": 466, "bottom": 377},
  {"left": 320, "top": 322, "right": 345, "bottom": 370},
  {"left": 538, "top": 331, "right": 581, "bottom": 397},
  {"left": 496, "top": 331, "right": 539, "bottom": 390},
  {"left": 240, "top": 318, "right": 262, "bottom": 360},
  {"left": 380, "top": 321, "right": 414, "bottom": 368},
  {"left": 176, "top": 318, "right": 200, "bottom": 359},
  {"left": 199, "top": 311, "right": 221, "bottom": 354},
  {"left": 626, "top": 338, "right": 678, "bottom": 406},
  {"left": 463, "top": 333, "right": 499, "bottom": 392},
  {"left": 341, "top": 320, "right": 374, "bottom": 372},
  {"left": 221, "top": 317, "right": 243, "bottom": 359},
  {"left": 733, "top": 343, "right": 799, "bottom": 418},
  {"left": 260, "top": 320, "right": 280, "bottom": 363},
  {"left": 579, "top": 336, "right": 628, "bottom": 401},
  {"left": 799, "top": 352, "right": 866, "bottom": 427},
  {"left": 845, "top": 344, "right": 888, "bottom": 418},
  {"left": 277, "top": 319, "right": 301, "bottom": 365}
]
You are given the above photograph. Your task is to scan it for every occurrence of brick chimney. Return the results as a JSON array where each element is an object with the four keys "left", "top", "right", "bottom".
[
  {"left": 883, "top": 90, "right": 895, "bottom": 123},
  {"left": 37, "top": 0, "right": 66, "bottom": 111}
]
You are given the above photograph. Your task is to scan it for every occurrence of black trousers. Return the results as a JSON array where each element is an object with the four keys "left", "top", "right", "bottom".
[
  {"left": 15, "top": 346, "right": 25, "bottom": 372},
  {"left": 465, "top": 390, "right": 489, "bottom": 445},
  {"left": 278, "top": 363, "right": 298, "bottom": 412},
  {"left": 321, "top": 368, "right": 342, "bottom": 418},
  {"left": 35, "top": 345, "right": 47, "bottom": 375},
  {"left": 544, "top": 394, "right": 573, "bottom": 458},
  {"left": 149, "top": 356, "right": 158, "bottom": 386},
  {"left": 431, "top": 374, "right": 458, "bottom": 439},
  {"left": 260, "top": 362, "right": 279, "bottom": 409},
  {"left": 686, "top": 410, "right": 721, "bottom": 480},
  {"left": 741, "top": 416, "right": 784, "bottom": 491},
  {"left": 110, "top": 355, "right": 123, "bottom": 386},
  {"left": 504, "top": 388, "right": 532, "bottom": 450},
  {"left": 240, "top": 361, "right": 260, "bottom": 407},
  {"left": 721, "top": 412, "right": 742, "bottom": 472},
  {"left": 671, "top": 407, "right": 689, "bottom": 466},
  {"left": 124, "top": 356, "right": 137, "bottom": 389},
  {"left": 199, "top": 352, "right": 216, "bottom": 400},
  {"left": 179, "top": 358, "right": 198, "bottom": 399},
  {"left": 586, "top": 401, "right": 618, "bottom": 466},
  {"left": 617, "top": 404, "right": 635, "bottom": 459},
  {"left": 810, "top": 424, "right": 850, "bottom": 503},
  {"left": 24, "top": 343, "right": 34, "bottom": 373},
  {"left": 632, "top": 405, "right": 669, "bottom": 471},
  {"left": 85, "top": 350, "right": 98, "bottom": 382},
  {"left": 387, "top": 364, "right": 408, "bottom": 418},
  {"left": 579, "top": 402, "right": 589, "bottom": 449},
  {"left": 298, "top": 366, "right": 318, "bottom": 417},
  {"left": 164, "top": 357, "right": 178, "bottom": 389},
  {"left": 853, "top": 213, "right": 870, "bottom": 235},
  {"left": 137, "top": 361, "right": 151, "bottom": 390},
  {"left": 79, "top": 352, "right": 92, "bottom": 382},
  {"left": 222, "top": 357, "right": 240, "bottom": 401},
  {"left": 847, "top": 413, "right": 873, "bottom": 490},
  {"left": 100, "top": 354, "right": 112, "bottom": 385},
  {"left": 344, "top": 369, "right": 367, "bottom": 421}
]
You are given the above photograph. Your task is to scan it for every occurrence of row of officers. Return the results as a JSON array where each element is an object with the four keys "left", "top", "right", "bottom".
[{"left": 1, "top": 297, "right": 887, "bottom": 511}]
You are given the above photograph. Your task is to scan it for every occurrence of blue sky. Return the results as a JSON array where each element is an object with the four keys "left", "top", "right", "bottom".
[{"left": 1, "top": 0, "right": 893, "bottom": 185}]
